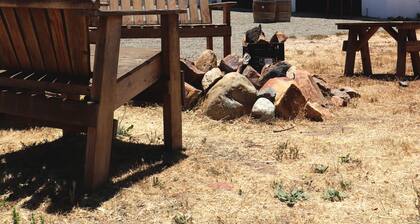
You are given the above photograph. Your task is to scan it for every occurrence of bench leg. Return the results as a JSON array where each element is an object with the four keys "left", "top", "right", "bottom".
[
  {"left": 84, "top": 114, "right": 114, "bottom": 190},
  {"left": 223, "top": 35, "right": 231, "bottom": 57},
  {"left": 359, "top": 30, "right": 373, "bottom": 76},
  {"left": 407, "top": 30, "right": 420, "bottom": 76},
  {"left": 344, "top": 30, "right": 358, "bottom": 76},
  {"left": 206, "top": 37, "right": 213, "bottom": 50},
  {"left": 396, "top": 30, "right": 408, "bottom": 78},
  {"left": 161, "top": 14, "right": 182, "bottom": 151}
]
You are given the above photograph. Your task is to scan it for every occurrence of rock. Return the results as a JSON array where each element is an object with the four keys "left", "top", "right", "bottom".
[
  {"left": 202, "top": 72, "right": 257, "bottom": 120},
  {"left": 219, "top": 54, "right": 243, "bottom": 73},
  {"left": 195, "top": 49, "right": 217, "bottom": 73},
  {"left": 258, "top": 61, "right": 291, "bottom": 86},
  {"left": 399, "top": 81, "right": 409, "bottom": 87},
  {"left": 260, "top": 77, "right": 307, "bottom": 120},
  {"left": 339, "top": 87, "right": 360, "bottom": 98},
  {"left": 181, "top": 59, "right": 205, "bottom": 89},
  {"left": 242, "top": 65, "right": 261, "bottom": 88},
  {"left": 270, "top": 31, "right": 288, "bottom": 43},
  {"left": 331, "top": 96, "right": 348, "bottom": 107},
  {"left": 251, "top": 98, "right": 275, "bottom": 121},
  {"left": 312, "top": 75, "right": 331, "bottom": 97},
  {"left": 183, "top": 82, "right": 202, "bottom": 110},
  {"left": 202, "top": 68, "right": 224, "bottom": 91},
  {"left": 331, "top": 89, "right": 351, "bottom": 102},
  {"left": 293, "top": 70, "right": 326, "bottom": 104},
  {"left": 245, "top": 24, "right": 265, "bottom": 44},
  {"left": 304, "top": 102, "right": 332, "bottom": 122},
  {"left": 286, "top": 65, "right": 297, "bottom": 79},
  {"left": 257, "top": 87, "right": 276, "bottom": 102}
]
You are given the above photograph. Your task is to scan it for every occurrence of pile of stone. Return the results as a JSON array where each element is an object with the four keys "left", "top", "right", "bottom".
[{"left": 181, "top": 49, "right": 360, "bottom": 122}]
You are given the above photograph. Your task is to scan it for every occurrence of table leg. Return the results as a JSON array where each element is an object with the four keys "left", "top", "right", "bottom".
[
  {"left": 344, "top": 29, "right": 358, "bottom": 76},
  {"left": 407, "top": 30, "right": 420, "bottom": 76},
  {"left": 359, "top": 29, "right": 373, "bottom": 76},
  {"left": 396, "top": 29, "right": 408, "bottom": 78}
]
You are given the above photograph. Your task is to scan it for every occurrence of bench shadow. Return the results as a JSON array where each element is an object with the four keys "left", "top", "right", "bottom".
[
  {"left": 0, "top": 134, "right": 187, "bottom": 214},
  {"left": 351, "top": 73, "right": 419, "bottom": 81}
]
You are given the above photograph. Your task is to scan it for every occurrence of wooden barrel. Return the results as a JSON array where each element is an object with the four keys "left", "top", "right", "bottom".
[
  {"left": 275, "top": 0, "right": 291, "bottom": 22},
  {"left": 253, "top": 0, "right": 277, "bottom": 23}
]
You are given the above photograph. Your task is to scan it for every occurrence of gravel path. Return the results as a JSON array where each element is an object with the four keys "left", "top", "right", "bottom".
[{"left": 122, "top": 11, "right": 364, "bottom": 59}]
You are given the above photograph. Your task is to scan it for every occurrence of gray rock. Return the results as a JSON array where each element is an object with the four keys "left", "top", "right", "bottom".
[
  {"left": 331, "top": 89, "right": 351, "bottom": 102},
  {"left": 202, "top": 68, "right": 224, "bottom": 91},
  {"left": 339, "top": 87, "right": 360, "bottom": 98},
  {"left": 257, "top": 87, "right": 276, "bottom": 102},
  {"left": 202, "top": 72, "right": 257, "bottom": 120},
  {"left": 251, "top": 98, "right": 275, "bottom": 121}
]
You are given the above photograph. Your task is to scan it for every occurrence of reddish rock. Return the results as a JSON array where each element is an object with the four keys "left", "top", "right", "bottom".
[
  {"left": 219, "top": 54, "right": 243, "bottom": 73},
  {"left": 304, "top": 102, "right": 332, "bottom": 122},
  {"left": 331, "top": 96, "right": 348, "bottom": 107},
  {"left": 270, "top": 31, "right": 288, "bottom": 43},
  {"left": 242, "top": 65, "right": 261, "bottom": 88},
  {"left": 293, "top": 70, "right": 326, "bottom": 104},
  {"left": 183, "top": 82, "right": 202, "bottom": 110},
  {"left": 181, "top": 59, "right": 205, "bottom": 89},
  {"left": 260, "top": 77, "right": 307, "bottom": 120}
]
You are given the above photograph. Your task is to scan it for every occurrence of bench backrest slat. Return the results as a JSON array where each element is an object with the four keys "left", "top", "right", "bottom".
[
  {"left": 101, "top": 0, "right": 211, "bottom": 25},
  {"left": 0, "top": 0, "right": 94, "bottom": 77}
]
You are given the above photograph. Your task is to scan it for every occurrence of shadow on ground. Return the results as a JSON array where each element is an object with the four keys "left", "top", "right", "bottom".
[
  {"left": 352, "top": 73, "right": 419, "bottom": 81},
  {"left": 0, "top": 134, "right": 187, "bottom": 213}
]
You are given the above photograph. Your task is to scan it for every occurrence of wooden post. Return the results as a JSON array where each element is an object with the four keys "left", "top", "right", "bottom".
[
  {"left": 344, "top": 29, "right": 358, "bottom": 76},
  {"left": 359, "top": 28, "right": 373, "bottom": 76},
  {"left": 407, "top": 30, "right": 420, "bottom": 76},
  {"left": 85, "top": 15, "right": 121, "bottom": 190},
  {"left": 206, "top": 37, "right": 213, "bottom": 50},
  {"left": 222, "top": 6, "right": 231, "bottom": 56},
  {"left": 161, "top": 13, "right": 182, "bottom": 151},
  {"left": 396, "top": 29, "right": 408, "bottom": 78}
]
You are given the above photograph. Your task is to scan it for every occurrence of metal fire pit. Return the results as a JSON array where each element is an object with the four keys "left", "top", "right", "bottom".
[{"left": 243, "top": 42, "right": 285, "bottom": 72}]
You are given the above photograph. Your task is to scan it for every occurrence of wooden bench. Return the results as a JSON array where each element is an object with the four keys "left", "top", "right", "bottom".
[
  {"left": 0, "top": 0, "right": 184, "bottom": 190},
  {"left": 337, "top": 22, "right": 420, "bottom": 78},
  {"left": 98, "top": 0, "right": 236, "bottom": 56}
]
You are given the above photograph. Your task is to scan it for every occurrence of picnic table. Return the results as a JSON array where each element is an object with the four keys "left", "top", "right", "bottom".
[{"left": 337, "top": 21, "right": 420, "bottom": 78}]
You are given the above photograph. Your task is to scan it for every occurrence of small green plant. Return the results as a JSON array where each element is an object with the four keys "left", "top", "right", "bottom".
[
  {"left": 29, "top": 214, "right": 45, "bottom": 224},
  {"left": 340, "top": 180, "right": 352, "bottom": 190},
  {"left": 173, "top": 212, "right": 192, "bottom": 224},
  {"left": 117, "top": 124, "right": 134, "bottom": 137},
  {"left": 12, "top": 208, "right": 20, "bottom": 224},
  {"left": 0, "top": 199, "right": 6, "bottom": 208},
  {"left": 152, "top": 176, "right": 163, "bottom": 188},
  {"left": 273, "top": 182, "right": 307, "bottom": 207},
  {"left": 275, "top": 142, "right": 300, "bottom": 161},
  {"left": 339, "top": 154, "right": 352, "bottom": 163},
  {"left": 323, "top": 188, "right": 346, "bottom": 202},
  {"left": 312, "top": 164, "right": 329, "bottom": 174}
]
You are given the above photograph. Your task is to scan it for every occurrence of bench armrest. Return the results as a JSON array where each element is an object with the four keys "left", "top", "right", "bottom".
[
  {"left": 209, "top": 2, "right": 236, "bottom": 10},
  {"left": 87, "top": 9, "right": 187, "bottom": 16}
]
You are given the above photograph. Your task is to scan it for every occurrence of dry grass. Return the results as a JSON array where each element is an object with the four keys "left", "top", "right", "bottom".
[{"left": 1, "top": 31, "right": 419, "bottom": 224}]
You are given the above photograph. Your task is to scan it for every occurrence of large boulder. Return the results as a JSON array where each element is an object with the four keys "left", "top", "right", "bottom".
[
  {"left": 260, "top": 77, "right": 307, "bottom": 120},
  {"left": 251, "top": 98, "right": 275, "bottom": 121},
  {"left": 202, "top": 68, "right": 224, "bottom": 91},
  {"left": 195, "top": 49, "right": 217, "bottom": 73},
  {"left": 293, "top": 70, "right": 326, "bottom": 104},
  {"left": 202, "top": 72, "right": 257, "bottom": 120}
]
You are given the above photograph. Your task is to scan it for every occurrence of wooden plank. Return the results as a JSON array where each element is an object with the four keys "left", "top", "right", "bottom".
[
  {"left": 355, "top": 26, "right": 378, "bottom": 50},
  {"left": 120, "top": 24, "right": 231, "bottom": 38},
  {"left": 144, "top": 0, "right": 157, "bottom": 24},
  {"left": 0, "top": 89, "right": 97, "bottom": 127},
  {"left": 132, "top": 0, "right": 144, "bottom": 25},
  {"left": 222, "top": 5, "right": 231, "bottom": 56},
  {"left": 344, "top": 29, "right": 357, "bottom": 76},
  {"left": 0, "top": 0, "right": 98, "bottom": 9},
  {"left": 178, "top": 0, "right": 188, "bottom": 23},
  {"left": 31, "top": 9, "right": 59, "bottom": 73},
  {"left": 0, "top": 11, "right": 18, "bottom": 69},
  {"left": 109, "top": 0, "right": 118, "bottom": 10},
  {"left": 407, "top": 31, "right": 420, "bottom": 76},
  {"left": 1, "top": 8, "right": 32, "bottom": 70},
  {"left": 167, "top": 0, "right": 176, "bottom": 9},
  {"left": 396, "top": 30, "right": 408, "bottom": 78},
  {"left": 189, "top": 0, "right": 200, "bottom": 23},
  {"left": 85, "top": 15, "right": 122, "bottom": 190},
  {"left": 383, "top": 26, "right": 398, "bottom": 41},
  {"left": 63, "top": 10, "right": 91, "bottom": 77},
  {"left": 199, "top": 0, "right": 211, "bottom": 23},
  {"left": 359, "top": 30, "right": 372, "bottom": 76},
  {"left": 161, "top": 13, "right": 182, "bottom": 150},
  {"left": 48, "top": 9, "right": 73, "bottom": 75},
  {"left": 114, "top": 53, "right": 161, "bottom": 109},
  {"left": 156, "top": 0, "right": 167, "bottom": 9},
  {"left": 15, "top": 8, "right": 45, "bottom": 71},
  {"left": 121, "top": 0, "right": 131, "bottom": 25}
]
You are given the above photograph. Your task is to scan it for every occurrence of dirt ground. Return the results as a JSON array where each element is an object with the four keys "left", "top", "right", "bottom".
[{"left": 0, "top": 21, "right": 419, "bottom": 223}]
